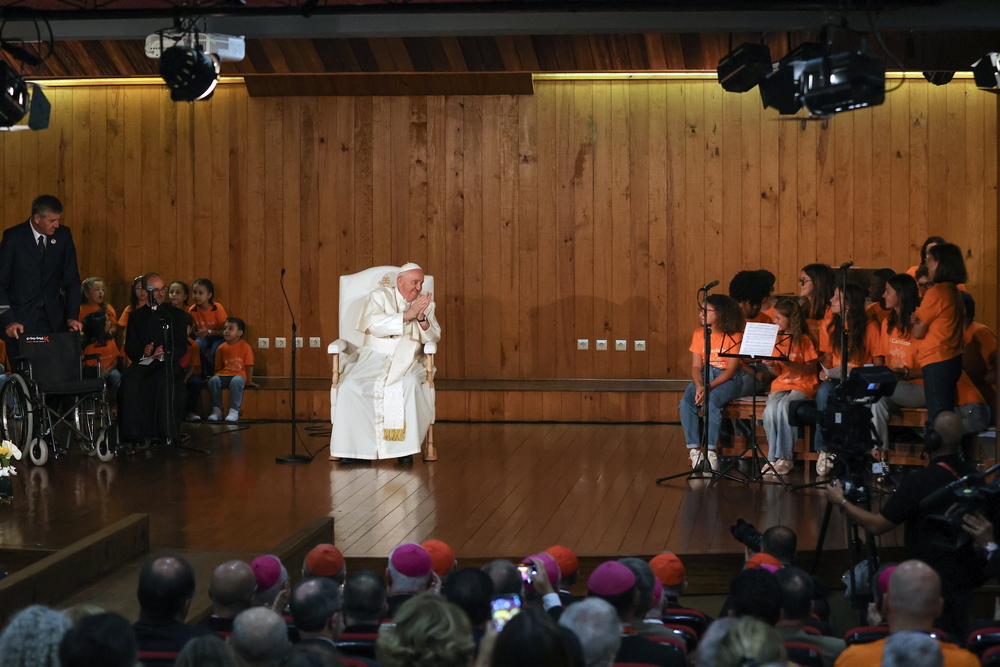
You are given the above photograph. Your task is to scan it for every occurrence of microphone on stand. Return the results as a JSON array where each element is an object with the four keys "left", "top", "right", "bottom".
[
  {"left": 840, "top": 261, "right": 854, "bottom": 270},
  {"left": 700, "top": 280, "right": 720, "bottom": 291}
]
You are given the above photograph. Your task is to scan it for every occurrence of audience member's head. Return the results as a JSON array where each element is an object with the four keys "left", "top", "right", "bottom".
[
  {"left": 712, "top": 616, "right": 787, "bottom": 667},
  {"left": 229, "top": 607, "right": 291, "bottom": 667},
  {"left": 695, "top": 617, "right": 740, "bottom": 667},
  {"left": 649, "top": 552, "right": 686, "bottom": 600},
  {"left": 729, "top": 567, "right": 782, "bottom": 626},
  {"left": 559, "top": 598, "right": 621, "bottom": 667},
  {"left": 441, "top": 567, "right": 494, "bottom": 629},
  {"left": 881, "top": 630, "right": 944, "bottom": 667},
  {"left": 886, "top": 560, "right": 943, "bottom": 632},
  {"left": 617, "top": 557, "right": 657, "bottom": 617},
  {"left": 745, "top": 552, "right": 782, "bottom": 572},
  {"left": 0, "top": 605, "right": 72, "bottom": 667},
  {"left": 422, "top": 539, "right": 457, "bottom": 577},
  {"left": 483, "top": 559, "right": 523, "bottom": 597},
  {"left": 343, "top": 569, "right": 388, "bottom": 626},
  {"left": 174, "top": 633, "right": 239, "bottom": 667},
  {"left": 522, "top": 552, "right": 561, "bottom": 595},
  {"left": 303, "top": 544, "right": 346, "bottom": 584},
  {"left": 376, "top": 593, "right": 475, "bottom": 667},
  {"left": 491, "top": 607, "right": 578, "bottom": 667},
  {"left": 928, "top": 411, "right": 964, "bottom": 454},
  {"left": 58, "top": 612, "right": 137, "bottom": 667},
  {"left": 586, "top": 561, "right": 639, "bottom": 622},
  {"left": 774, "top": 566, "right": 814, "bottom": 625},
  {"left": 761, "top": 525, "right": 797, "bottom": 564},
  {"left": 137, "top": 554, "right": 197, "bottom": 622},
  {"left": 290, "top": 577, "right": 343, "bottom": 639},
  {"left": 208, "top": 560, "right": 256, "bottom": 618},
  {"left": 546, "top": 545, "right": 580, "bottom": 589},
  {"left": 274, "top": 644, "right": 339, "bottom": 667},
  {"left": 250, "top": 555, "right": 290, "bottom": 608},
  {"left": 386, "top": 543, "right": 433, "bottom": 595}
]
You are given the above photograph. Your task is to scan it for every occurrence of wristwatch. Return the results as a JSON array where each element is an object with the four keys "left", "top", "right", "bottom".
[{"left": 986, "top": 542, "right": 998, "bottom": 555}]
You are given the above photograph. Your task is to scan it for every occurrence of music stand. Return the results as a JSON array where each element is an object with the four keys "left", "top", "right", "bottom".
[{"left": 710, "top": 328, "right": 793, "bottom": 487}]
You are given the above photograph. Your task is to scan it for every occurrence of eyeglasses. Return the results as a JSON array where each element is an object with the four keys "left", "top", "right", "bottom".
[
  {"left": 918, "top": 281, "right": 932, "bottom": 289},
  {"left": 798, "top": 278, "right": 812, "bottom": 285}
]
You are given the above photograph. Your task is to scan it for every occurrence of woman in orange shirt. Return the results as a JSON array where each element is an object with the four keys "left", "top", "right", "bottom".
[
  {"left": 189, "top": 278, "right": 228, "bottom": 376},
  {"left": 800, "top": 263, "right": 835, "bottom": 342},
  {"left": 871, "top": 274, "right": 926, "bottom": 450},
  {"left": 762, "top": 299, "right": 820, "bottom": 476},
  {"left": 912, "top": 243, "right": 967, "bottom": 422},
  {"left": 906, "top": 235, "right": 946, "bottom": 278},
  {"left": 678, "top": 294, "right": 745, "bottom": 471}
]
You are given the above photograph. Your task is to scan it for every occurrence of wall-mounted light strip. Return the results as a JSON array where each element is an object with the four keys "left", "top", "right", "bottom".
[
  {"left": 25, "top": 76, "right": 245, "bottom": 87},
  {"left": 534, "top": 71, "right": 975, "bottom": 81}
]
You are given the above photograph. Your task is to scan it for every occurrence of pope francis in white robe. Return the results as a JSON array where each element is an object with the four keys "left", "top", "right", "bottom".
[{"left": 329, "top": 264, "right": 441, "bottom": 461}]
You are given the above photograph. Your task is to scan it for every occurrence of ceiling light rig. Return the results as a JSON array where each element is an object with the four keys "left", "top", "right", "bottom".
[
  {"left": 0, "top": 17, "right": 55, "bottom": 129},
  {"left": 147, "top": 17, "right": 245, "bottom": 103}
]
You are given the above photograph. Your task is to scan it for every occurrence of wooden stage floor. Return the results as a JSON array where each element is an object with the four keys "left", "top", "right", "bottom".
[{"left": 0, "top": 421, "right": 905, "bottom": 563}]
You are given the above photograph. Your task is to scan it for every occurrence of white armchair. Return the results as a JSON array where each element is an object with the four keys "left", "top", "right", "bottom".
[{"left": 328, "top": 266, "right": 438, "bottom": 461}]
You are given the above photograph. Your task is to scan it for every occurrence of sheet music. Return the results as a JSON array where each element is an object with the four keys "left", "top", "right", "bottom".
[{"left": 739, "top": 322, "right": 780, "bottom": 358}]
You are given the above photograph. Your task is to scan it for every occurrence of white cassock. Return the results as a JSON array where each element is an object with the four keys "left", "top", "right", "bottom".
[{"left": 329, "top": 284, "right": 441, "bottom": 460}]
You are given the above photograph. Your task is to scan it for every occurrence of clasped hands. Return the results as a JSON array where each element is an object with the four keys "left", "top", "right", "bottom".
[{"left": 403, "top": 293, "right": 432, "bottom": 323}]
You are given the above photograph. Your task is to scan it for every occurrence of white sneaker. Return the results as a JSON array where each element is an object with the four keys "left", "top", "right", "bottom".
[
  {"left": 688, "top": 448, "right": 704, "bottom": 469},
  {"left": 707, "top": 451, "right": 719, "bottom": 471},
  {"left": 225, "top": 409, "right": 239, "bottom": 423},
  {"left": 207, "top": 408, "right": 223, "bottom": 422},
  {"left": 816, "top": 451, "right": 834, "bottom": 476},
  {"left": 186, "top": 413, "right": 201, "bottom": 421}
]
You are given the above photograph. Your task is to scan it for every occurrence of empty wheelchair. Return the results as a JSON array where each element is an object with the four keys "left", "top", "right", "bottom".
[{"left": 0, "top": 332, "right": 116, "bottom": 464}]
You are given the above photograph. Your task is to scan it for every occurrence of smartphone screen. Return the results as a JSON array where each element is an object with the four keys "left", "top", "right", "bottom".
[
  {"left": 490, "top": 594, "right": 522, "bottom": 631},
  {"left": 517, "top": 563, "right": 537, "bottom": 584}
]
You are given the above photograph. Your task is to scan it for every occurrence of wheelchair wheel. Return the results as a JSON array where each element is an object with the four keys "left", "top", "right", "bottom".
[
  {"left": 0, "top": 375, "right": 32, "bottom": 451},
  {"left": 95, "top": 431, "right": 115, "bottom": 462},
  {"left": 28, "top": 436, "right": 48, "bottom": 466},
  {"left": 75, "top": 394, "right": 106, "bottom": 455}
]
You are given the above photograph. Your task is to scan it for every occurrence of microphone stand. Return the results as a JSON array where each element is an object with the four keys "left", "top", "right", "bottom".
[{"left": 276, "top": 268, "right": 312, "bottom": 464}]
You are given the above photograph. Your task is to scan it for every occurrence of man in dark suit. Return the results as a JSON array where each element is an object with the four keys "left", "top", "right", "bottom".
[
  {"left": 0, "top": 195, "right": 82, "bottom": 355},
  {"left": 132, "top": 554, "right": 212, "bottom": 655},
  {"left": 119, "top": 273, "right": 189, "bottom": 445}
]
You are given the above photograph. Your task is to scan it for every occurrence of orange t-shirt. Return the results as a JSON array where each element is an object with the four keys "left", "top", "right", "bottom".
[
  {"left": 957, "top": 372, "right": 985, "bottom": 406},
  {"left": 834, "top": 635, "right": 978, "bottom": 667},
  {"left": 118, "top": 304, "right": 133, "bottom": 328},
  {"left": 821, "top": 319, "right": 881, "bottom": 370},
  {"left": 877, "top": 320, "right": 922, "bottom": 384},
  {"left": 79, "top": 303, "right": 119, "bottom": 327},
  {"left": 189, "top": 302, "right": 229, "bottom": 334},
  {"left": 83, "top": 339, "right": 123, "bottom": 373},
  {"left": 914, "top": 283, "right": 964, "bottom": 365},
  {"left": 688, "top": 330, "right": 741, "bottom": 370},
  {"left": 865, "top": 301, "right": 890, "bottom": 325},
  {"left": 963, "top": 321, "right": 997, "bottom": 406},
  {"left": 180, "top": 340, "right": 202, "bottom": 374},
  {"left": 215, "top": 339, "right": 254, "bottom": 380},
  {"left": 747, "top": 311, "right": 773, "bottom": 324},
  {"left": 806, "top": 305, "right": 834, "bottom": 346},
  {"left": 770, "top": 335, "right": 820, "bottom": 398}
]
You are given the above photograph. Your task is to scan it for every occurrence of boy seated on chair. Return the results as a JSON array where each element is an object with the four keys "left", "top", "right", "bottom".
[{"left": 207, "top": 317, "right": 258, "bottom": 423}]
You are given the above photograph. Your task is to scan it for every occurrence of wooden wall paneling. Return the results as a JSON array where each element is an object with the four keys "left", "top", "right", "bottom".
[
  {"left": 139, "top": 89, "right": 161, "bottom": 273},
  {"left": 353, "top": 98, "right": 376, "bottom": 273},
  {"left": 443, "top": 95, "right": 466, "bottom": 378},
  {"left": 721, "top": 92, "right": 745, "bottom": 274},
  {"left": 279, "top": 96, "right": 304, "bottom": 377},
  {"left": 80, "top": 88, "right": 104, "bottom": 279},
  {"left": 573, "top": 82, "right": 595, "bottom": 380},
  {"left": 870, "top": 100, "right": 892, "bottom": 269},
  {"left": 535, "top": 84, "right": 557, "bottom": 379},
  {"left": 908, "top": 83, "right": 930, "bottom": 261},
  {"left": 683, "top": 82, "right": 705, "bottom": 359},
  {"left": 788, "top": 120, "right": 811, "bottom": 284},
  {"left": 946, "top": 84, "right": 968, "bottom": 259},
  {"left": 425, "top": 96, "right": 448, "bottom": 377},
  {"left": 701, "top": 82, "right": 723, "bottom": 289},
  {"left": 209, "top": 91, "right": 232, "bottom": 296},
  {"left": 172, "top": 102, "right": 195, "bottom": 288},
  {"left": 832, "top": 111, "right": 855, "bottom": 267},
  {"left": 647, "top": 82, "right": 669, "bottom": 379},
  {"left": 629, "top": 82, "right": 651, "bottom": 380},
  {"left": 262, "top": 98, "right": 285, "bottom": 376},
  {"left": 481, "top": 97, "right": 503, "bottom": 379},
  {"left": 498, "top": 94, "right": 520, "bottom": 379},
  {"left": 462, "top": 96, "right": 484, "bottom": 378},
  {"left": 963, "top": 81, "right": 985, "bottom": 290},
  {"left": 813, "top": 120, "right": 835, "bottom": 281},
  {"left": 370, "top": 97, "right": 392, "bottom": 268},
  {"left": 390, "top": 97, "right": 411, "bottom": 265},
  {"left": 121, "top": 87, "right": 143, "bottom": 281},
  {"left": 664, "top": 82, "right": 686, "bottom": 376},
  {"left": 407, "top": 95, "right": 429, "bottom": 269},
  {"left": 758, "top": 95, "right": 780, "bottom": 278},
  {"left": 298, "top": 96, "right": 322, "bottom": 376},
  {"left": 159, "top": 89, "right": 180, "bottom": 280},
  {"left": 926, "top": 86, "right": 948, "bottom": 242},
  {"left": 889, "top": 82, "right": 912, "bottom": 273},
  {"left": 982, "top": 87, "right": 998, "bottom": 328},
  {"left": 517, "top": 92, "right": 538, "bottom": 380},
  {"left": 242, "top": 96, "right": 266, "bottom": 363},
  {"left": 554, "top": 83, "right": 575, "bottom": 378},
  {"left": 591, "top": 82, "right": 613, "bottom": 379},
  {"left": 610, "top": 81, "right": 631, "bottom": 379},
  {"left": 852, "top": 108, "right": 874, "bottom": 268}
]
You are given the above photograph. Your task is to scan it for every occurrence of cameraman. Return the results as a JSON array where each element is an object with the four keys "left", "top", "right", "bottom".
[{"left": 824, "top": 411, "right": 986, "bottom": 636}]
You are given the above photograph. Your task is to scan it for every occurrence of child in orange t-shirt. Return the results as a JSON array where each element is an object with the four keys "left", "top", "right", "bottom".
[
  {"left": 728, "top": 270, "right": 776, "bottom": 396},
  {"left": 189, "top": 278, "right": 228, "bottom": 377},
  {"left": 82, "top": 310, "right": 124, "bottom": 395},
  {"left": 762, "top": 298, "right": 819, "bottom": 476},
  {"left": 678, "top": 294, "right": 745, "bottom": 471},
  {"left": 912, "top": 243, "right": 967, "bottom": 422},
  {"left": 960, "top": 291, "right": 997, "bottom": 409},
  {"left": 179, "top": 313, "right": 204, "bottom": 421},
  {"left": 79, "top": 277, "right": 119, "bottom": 336},
  {"left": 800, "top": 263, "right": 835, "bottom": 342},
  {"left": 207, "top": 317, "right": 257, "bottom": 422}
]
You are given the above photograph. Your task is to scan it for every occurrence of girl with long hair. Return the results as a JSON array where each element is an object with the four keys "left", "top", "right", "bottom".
[{"left": 799, "top": 263, "right": 835, "bottom": 342}]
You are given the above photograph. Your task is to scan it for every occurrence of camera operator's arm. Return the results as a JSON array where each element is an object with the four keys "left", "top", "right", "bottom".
[
  {"left": 825, "top": 481, "right": 897, "bottom": 535},
  {"left": 962, "top": 512, "right": 995, "bottom": 550}
]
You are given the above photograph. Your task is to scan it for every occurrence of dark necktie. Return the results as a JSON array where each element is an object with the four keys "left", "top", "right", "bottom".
[{"left": 37, "top": 235, "right": 44, "bottom": 259}]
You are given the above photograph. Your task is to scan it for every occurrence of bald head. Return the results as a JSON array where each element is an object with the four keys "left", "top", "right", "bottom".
[
  {"left": 930, "top": 411, "right": 964, "bottom": 452},
  {"left": 887, "top": 560, "right": 943, "bottom": 631},
  {"left": 230, "top": 608, "right": 289, "bottom": 666},
  {"left": 137, "top": 555, "right": 195, "bottom": 622},
  {"left": 209, "top": 560, "right": 256, "bottom": 617}
]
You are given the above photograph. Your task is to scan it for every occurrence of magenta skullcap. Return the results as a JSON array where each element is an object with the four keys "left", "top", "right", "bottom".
[
  {"left": 652, "top": 578, "right": 664, "bottom": 607},
  {"left": 390, "top": 543, "right": 433, "bottom": 577},
  {"left": 588, "top": 561, "right": 636, "bottom": 596},
  {"left": 250, "top": 555, "right": 282, "bottom": 590},
  {"left": 878, "top": 565, "right": 898, "bottom": 596},
  {"left": 524, "top": 552, "right": 561, "bottom": 586}
]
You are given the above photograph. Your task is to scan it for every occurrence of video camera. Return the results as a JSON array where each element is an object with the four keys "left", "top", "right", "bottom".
[
  {"left": 729, "top": 518, "right": 762, "bottom": 552},
  {"left": 923, "top": 462, "right": 1000, "bottom": 536}
]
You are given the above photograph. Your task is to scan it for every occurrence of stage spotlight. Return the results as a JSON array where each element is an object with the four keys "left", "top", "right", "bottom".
[
  {"left": 923, "top": 71, "right": 955, "bottom": 86},
  {"left": 800, "top": 52, "right": 885, "bottom": 115},
  {"left": 158, "top": 45, "right": 220, "bottom": 102},
  {"left": 717, "top": 42, "right": 773, "bottom": 93},
  {"left": 759, "top": 64, "right": 803, "bottom": 114},
  {"left": 972, "top": 53, "right": 1000, "bottom": 89},
  {"left": 0, "top": 61, "right": 28, "bottom": 127}
]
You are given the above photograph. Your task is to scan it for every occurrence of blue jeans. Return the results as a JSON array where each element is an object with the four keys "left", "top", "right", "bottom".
[
  {"left": 680, "top": 366, "right": 745, "bottom": 450},
  {"left": 198, "top": 335, "right": 225, "bottom": 376},
  {"left": 922, "top": 354, "right": 963, "bottom": 423},
  {"left": 813, "top": 380, "right": 836, "bottom": 452},
  {"left": 208, "top": 375, "right": 245, "bottom": 412}
]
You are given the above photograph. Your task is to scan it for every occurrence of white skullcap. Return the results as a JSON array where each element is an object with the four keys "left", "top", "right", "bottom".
[{"left": 399, "top": 262, "right": 423, "bottom": 273}]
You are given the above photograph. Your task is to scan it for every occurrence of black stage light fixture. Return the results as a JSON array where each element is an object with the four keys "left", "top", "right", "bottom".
[
  {"left": 972, "top": 53, "right": 1000, "bottom": 89},
  {"left": 0, "top": 61, "right": 28, "bottom": 127},
  {"left": 159, "top": 45, "right": 220, "bottom": 102},
  {"left": 800, "top": 52, "right": 885, "bottom": 115},
  {"left": 718, "top": 42, "right": 773, "bottom": 93},
  {"left": 759, "top": 64, "right": 802, "bottom": 114},
  {"left": 28, "top": 84, "right": 50, "bottom": 130},
  {"left": 923, "top": 71, "right": 955, "bottom": 86}
]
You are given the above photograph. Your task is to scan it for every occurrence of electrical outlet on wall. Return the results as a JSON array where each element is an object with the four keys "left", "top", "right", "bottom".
[
  {"left": 635, "top": 340, "right": 646, "bottom": 352},
  {"left": 577, "top": 339, "right": 589, "bottom": 350},
  {"left": 595, "top": 340, "right": 608, "bottom": 351},
  {"left": 615, "top": 340, "right": 627, "bottom": 351},
  {"left": 275, "top": 337, "right": 287, "bottom": 348},
  {"left": 258, "top": 338, "right": 269, "bottom": 349},
  {"left": 310, "top": 337, "right": 321, "bottom": 348},
  {"left": 295, "top": 337, "right": 304, "bottom": 348}
]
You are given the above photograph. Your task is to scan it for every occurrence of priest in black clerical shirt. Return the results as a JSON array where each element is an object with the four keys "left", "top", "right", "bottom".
[{"left": 119, "top": 273, "right": 189, "bottom": 445}]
